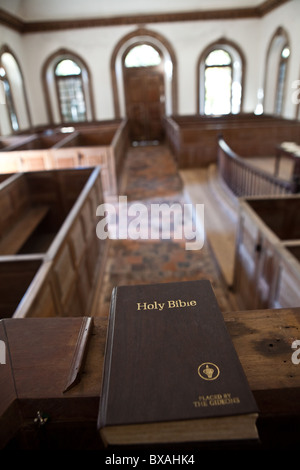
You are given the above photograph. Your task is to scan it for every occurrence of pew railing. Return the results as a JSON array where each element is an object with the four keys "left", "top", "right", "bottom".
[{"left": 217, "top": 137, "right": 299, "bottom": 197}]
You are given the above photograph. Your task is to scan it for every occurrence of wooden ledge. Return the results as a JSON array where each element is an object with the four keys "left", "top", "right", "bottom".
[{"left": 0, "top": 307, "right": 300, "bottom": 449}]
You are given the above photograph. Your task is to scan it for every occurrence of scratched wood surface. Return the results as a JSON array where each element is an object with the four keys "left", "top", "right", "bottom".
[{"left": 0, "top": 308, "right": 299, "bottom": 449}]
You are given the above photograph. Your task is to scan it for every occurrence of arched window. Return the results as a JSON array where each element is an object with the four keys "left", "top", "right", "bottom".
[
  {"left": 295, "top": 71, "right": 300, "bottom": 120},
  {"left": 275, "top": 45, "right": 290, "bottom": 115},
  {"left": 198, "top": 41, "right": 244, "bottom": 115},
  {"left": 124, "top": 45, "right": 162, "bottom": 68},
  {"left": 42, "top": 49, "right": 94, "bottom": 125},
  {"left": 54, "top": 58, "right": 86, "bottom": 122},
  {"left": 0, "top": 46, "right": 31, "bottom": 135},
  {"left": 204, "top": 49, "right": 233, "bottom": 115},
  {"left": 0, "top": 66, "right": 19, "bottom": 131},
  {"left": 111, "top": 28, "right": 177, "bottom": 119},
  {"left": 263, "top": 27, "right": 290, "bottom": 116}
]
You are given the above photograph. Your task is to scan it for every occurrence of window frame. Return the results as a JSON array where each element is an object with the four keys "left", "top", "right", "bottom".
[
  {"left": 0, "top": 67, "right": 19, "bottom": 132},
  {"left": 204, "top": 49, "right": 233, "bottom": 115},
  {"left": 263, "top": 27, "right": 290, "bottom": 117},
  {"left": 54, "top": 58, "right": 87, "bottom": 123},
  {"left": 111, "top": 28, "right": 178, "bottom": 118},
  {"left": 275, "top": 44, "right": 290, "bottom": 116},
  {"left": 42, "top": 48, "right": 95, "bottom": 125},
  {"left": 0, "top": 45, "right": 32, "bottom": 134},
  {"left": 197, "top": 39, "right": 245, "bottom": 115},
  {"left": 123, "top": 43, "right": 162, "bottom": 69}
]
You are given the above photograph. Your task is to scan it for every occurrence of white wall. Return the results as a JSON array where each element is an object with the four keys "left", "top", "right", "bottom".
[
  {"left": 0, "top": 0, "right": 299, "bottom": 133},
  {"left": 0, "top": 24, "right": 29, "bottom": 134},
  {"left": 22, "top": 25, "right": 131, "bottom": 126},
  {"left": 154, "top": 18, "right": 262, "bottom": 115},
  {"left": 20, "top": 17, "right": 264, "bottom": 125},
  {"left": 259, "top": 0, "right": 300, "bottom": 119}
]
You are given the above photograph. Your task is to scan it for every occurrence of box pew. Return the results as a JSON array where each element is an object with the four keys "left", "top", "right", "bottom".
[
  {"left": 0, "top": 256, "right": 44, "bottom": 319},
  {"left": 0, "top": 172, "right": 50, "bottom": 256},
  {"left": 164, "top": 114, "right": 300, "bottom": 168},
  {"left": 0, "top": 173, "right": 14, "bottom": 185},
  {"left": 109, "top": 118, "right": 129, "bottom": 183},
  {"left": 53, "top": 118, "right": 125, "bottom": 135},
  {"left": 234, "top": 195, "right": 300, "bottom": 310},
  {"left": 52, "top": 119, "right": 129, "bottom": 201},
  {"left": 0, "top": 120, "right": 129, "bottom": 201},
  {"left": 0, "top": 133, "right": 69, "bottom": 173},
  {"left": 0, "top": 167, "right": 107, "bottom": 319},
  {"left": 0, "top": 134, "right": 35, "bottom": 151},
  {"left": 52, "top": 129, "right": 117, "bottom": 201},
  {"left": 268, "top": 241, "right": 300, "bottom": 309}
]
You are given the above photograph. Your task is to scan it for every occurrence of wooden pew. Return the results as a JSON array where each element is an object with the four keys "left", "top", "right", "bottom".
[
  {"left": 0, "top": 167, "right": 108, "bottom": 319},
  {"left": 275, "top": 142, "right": 300, "bottom": 182},
  {"left": 0, "top": 173, "right": 36, "bottom": 251},
  {"left": 52, "top": 119, "right": 129, "bottom": 201},
  {"left": 0, "top": 134, "right": 36, "bottom": 151},
  {"left": 164, "top": 114, "right": 300, "bottom": 169},
  {"left": 234, "top": 194, "right": 300, "bottom": 310},
  {"left": 0, "top": 206, "right": 49, "bottom": 255},
  {"left": 0, "top": 256, "right": 44, "bottom": 319},
  {"left": 0, "top": 173, "right": 13, "bottom": 184},
  {"left": 0, "top": 133, "right": 67, "bottom": 173},
  {"left": 0, "top": 120, "right": 129, "bottom": 201}
]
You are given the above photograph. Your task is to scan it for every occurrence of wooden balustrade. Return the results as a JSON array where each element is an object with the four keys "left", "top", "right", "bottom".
[{"left": 217, "top": 137, "right": 298, "bottom": 197}]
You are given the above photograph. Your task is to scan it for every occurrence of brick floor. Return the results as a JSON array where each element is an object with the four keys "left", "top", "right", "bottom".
[{"left": 93, "top": 144, "right": 235, "bottom": 318}]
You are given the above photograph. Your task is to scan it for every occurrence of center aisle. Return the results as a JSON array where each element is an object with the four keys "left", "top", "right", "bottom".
[{"left": 92, "top": 144, "right": 235, "bottom": 319}]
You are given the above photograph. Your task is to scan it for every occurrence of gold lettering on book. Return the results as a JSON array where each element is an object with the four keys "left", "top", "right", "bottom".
[
  {"left": 168, "top": 300, "right": 197, "bottom": 308},
  {"left": 193, "top": 393, "right": 241, "bottom": 408},
  {"left": 136, "top": 299, "right": 197, "bottom": 311}
]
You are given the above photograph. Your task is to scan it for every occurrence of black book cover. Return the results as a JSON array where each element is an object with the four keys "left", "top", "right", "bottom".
[{"left": 99, "top": 280, "right": 259, "bottom": 445}]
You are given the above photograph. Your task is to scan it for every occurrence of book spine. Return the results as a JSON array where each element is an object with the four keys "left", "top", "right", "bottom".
[{"left": 98, "top": 287, "right": 117, "bottom": 429}]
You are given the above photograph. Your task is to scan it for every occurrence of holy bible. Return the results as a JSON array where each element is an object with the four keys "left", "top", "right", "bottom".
[{"left": 98, "top": 280, "right": 259, "bottom": 446}]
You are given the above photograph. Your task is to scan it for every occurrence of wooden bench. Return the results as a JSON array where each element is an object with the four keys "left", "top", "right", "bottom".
[{"left": 0, "top": 206, "right": 49, "bottom": 255}]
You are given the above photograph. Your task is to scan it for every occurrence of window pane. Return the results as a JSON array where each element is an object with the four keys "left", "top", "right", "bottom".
[
  {"left": 124, "top": 45, "right": 161, "bottom": 68},
  {"left": 205, "top": 66, "right": 232, "bottom": 115},
  {"left": 55, "top": 59, "right": 81, "bottom": 76},
  {"left": 57, "top": 76, "right": 86, "bottom": 122},
  {"left": 281, "top": 47, "right": 290, "bottom": 59},
  {"left": 2, "top": 77, "right": 19, "bottom": 130},
  {"left": 205, "top": 49, "right": 231, "bottom": 66},
  {"left": 275, "top": 61, "right": 287, "bottom": 115}
]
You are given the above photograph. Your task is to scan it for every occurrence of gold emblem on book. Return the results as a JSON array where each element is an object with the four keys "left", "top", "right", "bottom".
[{"left": 198, "top": 362, "right": 220, "bottom": 381}]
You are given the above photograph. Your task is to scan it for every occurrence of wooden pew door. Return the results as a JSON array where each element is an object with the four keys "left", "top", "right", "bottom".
[{"left": 123, "top": 65, "right": 165, "bottom": 143}]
